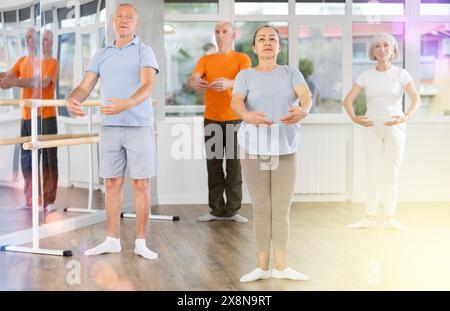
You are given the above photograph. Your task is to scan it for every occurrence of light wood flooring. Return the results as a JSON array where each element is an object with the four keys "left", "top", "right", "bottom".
[
  {"left": 1, "top": 202, "right": 450, "bottom": 290},
  {"left": 0, "top": 186, "right": 105, "bottom": 235}
]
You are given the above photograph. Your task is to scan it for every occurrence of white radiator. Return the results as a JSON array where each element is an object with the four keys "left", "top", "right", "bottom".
[{"left": 295, "top": 131, "right": 348, "bottom": 194}]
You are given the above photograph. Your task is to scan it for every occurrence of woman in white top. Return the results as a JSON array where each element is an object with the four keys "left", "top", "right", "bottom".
[{"left": 343, "top": 33, "right": 421, "bottom": 230}]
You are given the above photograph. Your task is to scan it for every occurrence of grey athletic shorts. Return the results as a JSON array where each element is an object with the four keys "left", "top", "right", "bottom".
[{"left": 99, "top": 126, "right": 156, "bottom": 179}]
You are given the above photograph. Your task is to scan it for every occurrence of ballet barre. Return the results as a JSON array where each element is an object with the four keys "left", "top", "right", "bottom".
[
  {"left": 3, "top": 98, "right": 179, "bottom": 222},
  {"left": 22, "top": 135, "right": 100, "bottom": 150},
  {"left": 0, "top": 99, "right": 101, "bottom": 107},
  {"left": 0, "top": 133, "right": 98, "bottom": 146},
  {"left": 0, "top": 98, "right": 179, "bottom": 258},
  {"left": 0, "top": 99, "right": 98, "bottom": 256}
]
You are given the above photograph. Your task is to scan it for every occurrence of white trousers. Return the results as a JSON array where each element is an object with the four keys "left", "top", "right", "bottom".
[{"left": 364, "top": 121, "right": 406, "bottom": 217}]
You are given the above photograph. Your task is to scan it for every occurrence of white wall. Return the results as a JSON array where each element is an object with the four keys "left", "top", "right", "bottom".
[{"left": 156, "top": 116, "right": 450, "bottom": 204}]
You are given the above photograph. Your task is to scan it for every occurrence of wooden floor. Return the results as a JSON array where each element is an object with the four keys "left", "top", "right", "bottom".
[
  {"left": 0, "top": 186, "right": 105, "bottom": 235},
  {"left": 1, "top": 202, "right": 450, "bottom": 290}
]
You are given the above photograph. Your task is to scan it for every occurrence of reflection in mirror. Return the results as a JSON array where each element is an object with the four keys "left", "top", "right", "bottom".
[
  {"left": 0, "top": 0, "right": 106, "bottom": 238},
  {"left": 1, "top": 0, "right": 41, "bottom": 236}
]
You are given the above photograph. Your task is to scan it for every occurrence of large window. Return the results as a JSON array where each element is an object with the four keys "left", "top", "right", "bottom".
[
  {"left": 19, "top": 7, "right": 32, "bottom": 29},
  {"left": 1, "top": 1, "right": 448, "bottom": 118},
  {"left": 296, "top": 0, "right": 345, "bottom": 15},
  {"left": 6, "top": 36, "right": 20, "bottom": 67},
  {"left": 99, "top": 27, "right": 106, "bottom": 48},
  {"left": 99, "top": 0, "right": 106, "bottom": 23},
  {"left": 34, "top": 3, "right": 40, "bottom": 27},
  {"left": 0, "top": 0, "right": 105, "bottom": 107},
  {"left": 235, "top": 0, "right": 288, "bottom": 15},
  {"left": 298, "top": 25, "right": 343, "bottom": 113},
  {"left": 163, "top": 0, "right": 449, "bottom": 118},
  {"left": 82, "top": 32, "right": 101, "bottom": 100},
  {"left": 0, "top": 35, "right": 8, "bottom": 101},
  {"left": 42, "top": 10, "right": 54, "bottom": 29},
  {"left": 420, "top": 0, "right": 450, "bottom": 16},
  {"left": 42, "top": 0, "right": 106, "bottom": 113},
  {"left": 164, "top": 0, "right": 219, "bottom": 14},
  {"left": 164, "top": 21, "right": 216, "bottom": 115},
  {"left": 420, "top": 23, "right": 450, "bottom": 116},
  {"left": 4, "top": 11, "right": 17, "bottom": 31},
  {"left": 0, "top": 35, "right": 6, "bottom": 71},
  {"left": 79, "top": 0, "right": 98, "bottom": 26},
  {"left": 352, "top": 0, "right": 404, "bottom": 16},
  {"left": 57, "top": 33, "right": 75, "bottom": 100},
  {"left": 57, "top": 7, "right": 76, "bottom": 28}
]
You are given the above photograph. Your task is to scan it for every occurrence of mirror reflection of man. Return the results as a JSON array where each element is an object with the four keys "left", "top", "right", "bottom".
[{"left": 0, "top": 28, "right": 59, "bottom": 213}]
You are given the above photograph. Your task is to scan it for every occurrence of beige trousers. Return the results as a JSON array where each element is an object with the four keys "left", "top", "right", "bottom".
[{"left": 241, "top": 153, "right": 297, "bottom": 252}]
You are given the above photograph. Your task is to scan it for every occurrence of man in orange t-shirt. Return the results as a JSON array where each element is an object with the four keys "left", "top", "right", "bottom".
[
  {"left": 0, "top": 28, "right": 59, "bottom": 212},
  {"left": 189, "top": 22, "right": 251, "bottom": 223}
]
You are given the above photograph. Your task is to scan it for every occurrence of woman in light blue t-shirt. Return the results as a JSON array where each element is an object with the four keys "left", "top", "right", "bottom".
[{"left": 231, "top": 25, "right": 312, "bottom": 283}]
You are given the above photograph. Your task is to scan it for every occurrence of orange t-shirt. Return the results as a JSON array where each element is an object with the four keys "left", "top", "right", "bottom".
[
  {"left": 12, "top": 56, "right": 58, "bottom": 120},
  {"left": 194, "top": 51, "right": 251, "bottom": 122}
]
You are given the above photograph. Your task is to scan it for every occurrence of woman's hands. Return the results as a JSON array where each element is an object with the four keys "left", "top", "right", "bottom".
[
  {"left": 242, "top": 111, "right": 273, "bottom": 127},
  {"left": 384, "top": 115, "right": 406, "bottom": 126},
  {"left": 280, "top": 106, "right": 308, "bottom": 125},
  {"left": 243, "top": 106, "right": 309, "bottom": 127},
  {"left": 352, "top": 116, "right": 374, "bottom": 127}
]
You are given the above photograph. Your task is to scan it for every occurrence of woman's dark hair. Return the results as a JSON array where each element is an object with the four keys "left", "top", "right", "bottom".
[{"left": 252, "top": 24, "right": 281, "bottom": 46}]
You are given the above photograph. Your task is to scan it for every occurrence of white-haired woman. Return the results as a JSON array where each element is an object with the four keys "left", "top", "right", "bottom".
[{"left": 343, "top": 33, "right": 421, "bottom": 230}]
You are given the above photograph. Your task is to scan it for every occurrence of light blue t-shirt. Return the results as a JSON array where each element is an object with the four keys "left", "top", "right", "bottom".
[
  {"left": 232, "top": 65, "right": 308, "bottom": 156},
  {"left": 87, "top": 36, "right": 159, "bottom": 127}
]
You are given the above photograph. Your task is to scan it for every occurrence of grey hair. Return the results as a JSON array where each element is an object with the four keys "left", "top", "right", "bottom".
[
  {"left": 43, "top": 29, "right": 54, "bottom": 42},
  {"left": 116, "top": 2, "right": 139, "bottom": 17},
  {"left": 252, "top": 24, "right": 281, "bottom": 47},
  {"left": 368, "top": 33, "right": 400, "bottom": 61},
  {"left": 216, "top": 21, "right": 234, "bottom": 30}
]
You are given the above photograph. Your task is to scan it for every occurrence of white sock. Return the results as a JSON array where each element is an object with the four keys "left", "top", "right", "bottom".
[
  {"left": 240, "top": 268, "right": 271, "bottom": 283},
  {"left": 272, "top": 267, "right": 310, "bottom": 281},
  {"left": 84, "top": 236, "right": 121, "bottom": 256},
  {"left": 134, "top": 239, "right": 158, "bottom": 260},
  {"left": 347, "top": 218, "right": 376, "bottom": 229},
  {"left": 385, "top": 219, "right": 408, "bottom": 231}
]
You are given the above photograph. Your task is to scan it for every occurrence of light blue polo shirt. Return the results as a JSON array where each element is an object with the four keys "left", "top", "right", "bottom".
[
  {"left": 87, "top": 36, "right": 159, "bottom": 127},
  {"left": 232, "top": 65, "right": 308, "bottom": 156}
]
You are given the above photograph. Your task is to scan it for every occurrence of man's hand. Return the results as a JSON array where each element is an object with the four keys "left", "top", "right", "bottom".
[
  {"left": 191, "top": 77, "right": 209, "bottom": 91},
  {"left": 100, "top": 98, "right": 133, "bottom": 115},
  {"left": 66, "top": 98, "right": 86, "bottom": 117},
  {"left": 209, "top": 78, "right": 233, "bottom": 92},
  {"left": 0, "top": 75, "right": 18, "bottom": 89}
]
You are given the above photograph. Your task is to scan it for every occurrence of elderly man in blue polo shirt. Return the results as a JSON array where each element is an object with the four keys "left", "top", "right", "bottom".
[{"left": 67, "top": 3, "right": 159, "bottom": 260}]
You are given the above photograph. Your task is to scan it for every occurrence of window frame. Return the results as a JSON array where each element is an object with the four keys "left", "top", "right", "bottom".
[{"left": 163, "top": 0, "right": 450, "bottom": 120}]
